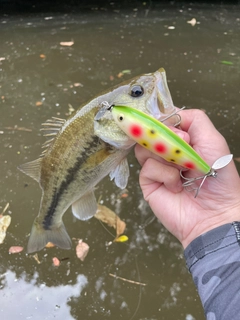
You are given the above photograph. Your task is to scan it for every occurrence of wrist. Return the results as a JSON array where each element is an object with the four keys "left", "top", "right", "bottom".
[{"left": 182, "top": 205, "right": 240, "bottom": 249}]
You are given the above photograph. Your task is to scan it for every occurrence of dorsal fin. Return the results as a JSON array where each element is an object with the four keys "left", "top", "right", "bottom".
[
  {"left": 18, "top": 117, "right": 66, "bottom": 181},
  {"left": 18, "top": 158, "right": 42, "bottom": 182},
  {"left": 40, "top": 117, "right": 66, "bottom": 135},
  {"left": 40, "top": 116, "right": 66, "bottom": 156}
]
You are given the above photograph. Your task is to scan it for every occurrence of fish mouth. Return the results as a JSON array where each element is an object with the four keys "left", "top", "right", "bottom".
[{"left": 155, "top": 68, "right": 175, "bottom": 116}]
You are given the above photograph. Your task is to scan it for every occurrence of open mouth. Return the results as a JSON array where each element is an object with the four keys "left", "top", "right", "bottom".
[{"left": 156, "top": 68, "right": 175, "bottom": 115}]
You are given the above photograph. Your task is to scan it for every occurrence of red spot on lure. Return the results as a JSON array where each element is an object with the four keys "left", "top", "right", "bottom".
[
  {"left": 154, "top": 143, "right": 167, "bottom": 153},
  {"left": 130, "top": 125, "right": 142, "bottom": 137},
  {"left": 183, "top": 162, "right": 196, "bottom": 170}
]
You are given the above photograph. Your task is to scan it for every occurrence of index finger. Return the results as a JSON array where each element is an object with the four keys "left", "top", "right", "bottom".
[
  {"left": 179, "top": 109, "right": 229, "bottom": 158},
  {"left": 180, "top": 109, "right": 217, "bottom": 138}
]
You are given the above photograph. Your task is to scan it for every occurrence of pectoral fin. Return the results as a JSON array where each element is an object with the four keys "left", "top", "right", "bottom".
[
  {"left": 18, "top": 158, "right": 42, "bottom": 182},
  {"left": 109, "top": 158, "right": 129, "bottom": 189},
  {"left": 72, "top": 190, "right": 97, "bottom": 220}
]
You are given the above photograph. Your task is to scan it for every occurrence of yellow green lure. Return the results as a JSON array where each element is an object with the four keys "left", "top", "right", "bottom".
[
  {"left": 97, "top": 104, "right": 232, "bottom": 197},
  {"left": 111, "top": 105, "right": 210, "bottom": 173}
]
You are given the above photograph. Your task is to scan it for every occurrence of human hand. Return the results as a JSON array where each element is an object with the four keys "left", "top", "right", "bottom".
[{"left": 135, "top": 109, "right": 240, "bottom": 248}]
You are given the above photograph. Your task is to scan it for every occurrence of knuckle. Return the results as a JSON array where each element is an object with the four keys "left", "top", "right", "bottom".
[
  {"left": 166, "top": 166, "right": 179, "bottom": 183},
  {"left": 193, "top": 109, "right": 207, "bottom": 120},
  {"left": 141, "top": 158, "right": 155, "bottom": 174}
]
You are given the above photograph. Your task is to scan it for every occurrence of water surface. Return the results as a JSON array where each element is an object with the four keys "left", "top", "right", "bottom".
[{"left": 0, "top": 2, "right": 240, "bottom": 319}]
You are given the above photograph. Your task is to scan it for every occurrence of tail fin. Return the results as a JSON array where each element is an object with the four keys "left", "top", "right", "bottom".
[{"left": 27, "top": 219, "right": 72, "bottom": 254}]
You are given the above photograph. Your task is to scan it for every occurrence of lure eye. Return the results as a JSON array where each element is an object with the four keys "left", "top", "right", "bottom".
[
  {"left": 117, "top": 114, "right": 124, "bottom": 122},
  {"left": 130, "top": 85, "right": 144, "bottom": 98}
]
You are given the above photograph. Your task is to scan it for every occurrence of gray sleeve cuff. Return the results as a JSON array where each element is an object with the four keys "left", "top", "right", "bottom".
[
  {"left": 184, "top": 222, "right": 240, "bottom": 319},
  {"left": 184, "top": 222, "right": 240, "bottom": 271}
]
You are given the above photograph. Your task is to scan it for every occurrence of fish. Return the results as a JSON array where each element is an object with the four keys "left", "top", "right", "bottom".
[
  {"left": 18, "top": 68, "right": 177, "bottom": 253},
  {"left": 108, "top": 105, "right": 211, "bottom": 174}
]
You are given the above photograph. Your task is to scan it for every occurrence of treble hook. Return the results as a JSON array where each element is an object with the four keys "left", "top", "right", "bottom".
[
  {"left": 94, "top": 101, "right": 113, "bottom": 120},
  {"left": 180, "top": 154, "right": 233, "bottom": 197},
  {"left": 160, "top": 106, "right": 185, "bottom": 127}
]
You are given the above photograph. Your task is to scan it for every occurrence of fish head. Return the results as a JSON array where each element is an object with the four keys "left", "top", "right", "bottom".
[{"left": 94, "top": 68, "right": 177, "bottom": 149}]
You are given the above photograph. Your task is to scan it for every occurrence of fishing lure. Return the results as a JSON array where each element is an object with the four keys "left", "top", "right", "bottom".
[{"left": 99, "top": 104, "right": 232, "bottom": 197}]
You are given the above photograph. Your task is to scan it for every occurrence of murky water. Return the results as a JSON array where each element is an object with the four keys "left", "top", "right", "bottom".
[{"left": 0, "top": 2, "right": 240, "bottom": 320}]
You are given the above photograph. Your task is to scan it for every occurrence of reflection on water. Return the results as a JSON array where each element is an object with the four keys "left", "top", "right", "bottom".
[
  {"left": 0, "top": 271, "right": 87, "bottom": 319},
  {"left": 0, "top": 1, "right": 240, "bottom": 319}
]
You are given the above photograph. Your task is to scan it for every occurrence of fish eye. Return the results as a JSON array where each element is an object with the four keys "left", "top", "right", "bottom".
[
  {"left": 117, "top": 114, "right": 124, "bottom": 121},
  {"left": 130, "top": 85, "right": 144, "bottom": 98}
]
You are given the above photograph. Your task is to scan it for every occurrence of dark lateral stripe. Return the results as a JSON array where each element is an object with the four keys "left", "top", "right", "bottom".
[{"left": 42, "top": 135, "right": 100, "bottom": 229}]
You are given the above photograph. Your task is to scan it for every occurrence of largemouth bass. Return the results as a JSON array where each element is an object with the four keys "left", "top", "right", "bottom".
[{"left": 18, "top": 68, "right": 176, "bottom": 253}]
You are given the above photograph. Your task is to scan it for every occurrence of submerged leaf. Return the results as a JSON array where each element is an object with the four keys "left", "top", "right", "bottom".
[
  {"left": 45, "top": 242, "right": 55, "bottom": 248},
  {"left": 52, "top": 257, "right": 61, "bottom": 267},
  {"left": 114, "top": 235, "right": 129, "bottom": 243},
  {"left": 95, "top": 204, "right": 126, "bottom": 237},
  {"left": 60, "top": 41, "right": 74, "bottom": 46},
  {"left": 33, "top": 253, "right": 41, "bottom": 264},
  {"left": 76, "top": 240, "right": 89, "bottom": 261},
  {"left": 187, "top": 18, "right": 197, "bottom": 26},
  {"left": 0, "top": 215, "right": 11, "bottom": 244},
  {"left": 117, "top": 72, "right": 124, "bottom": 78},
  {"left": 117, "top": 69, "right": 131, "bottom": 78},
  {"left": 120, "top": 193, "right": 128, "bottom": 198},
  {"left": 9, "top": 246, "right": 24, "bottom": 254},
  {"left": 234, "top": 157, "right": 240, "bottom": 163},
  {"left": 121, "top": 69, "right": 131, "bottom": 74},
  {"left": 220, "top": 60, "right": 233, "bottom": 65}
]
